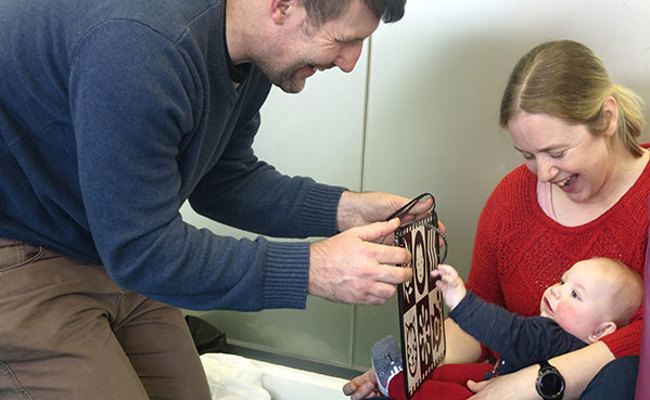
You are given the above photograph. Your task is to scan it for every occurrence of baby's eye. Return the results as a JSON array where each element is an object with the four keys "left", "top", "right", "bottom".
[{"left": 571, "top": 290, "right": 581, "bottom": 300}]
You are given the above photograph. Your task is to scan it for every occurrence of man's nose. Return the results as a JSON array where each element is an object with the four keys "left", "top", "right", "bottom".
[{"left": 335, "top": 41, "right": 363, "bottom": 73}]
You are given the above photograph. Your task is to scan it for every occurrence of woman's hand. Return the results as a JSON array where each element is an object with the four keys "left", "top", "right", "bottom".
[
  {"left": 466, "top": 365, "right": 538, "bottom": 399},
  {"left": 342, "top": 368, "right": 382, "bottom": 400}
]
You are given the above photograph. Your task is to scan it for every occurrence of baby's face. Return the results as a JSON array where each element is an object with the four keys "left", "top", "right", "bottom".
[{"left": 539, "top": 260, "right": 614, "bottom": 342}]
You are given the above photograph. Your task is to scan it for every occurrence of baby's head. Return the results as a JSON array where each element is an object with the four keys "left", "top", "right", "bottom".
[{"left": 539, "top": 258, "right": 643, "bottom": 343}]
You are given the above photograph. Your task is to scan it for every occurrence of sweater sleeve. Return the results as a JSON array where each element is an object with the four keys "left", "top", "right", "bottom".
[
  {"left": 466, "top": 174, "right": 512, "bottom": 307},
  {"left": 69, "top": 20, "right": 319, "bottom": 310},
  {"left": 188, "top": 114, "right": 345, "bottom": 239},
  {"left": 601, "top": 309, "right": 643, "bottom": 357},
  {"left": 450, "top": 291, "right": 586, "bottom": 373}
]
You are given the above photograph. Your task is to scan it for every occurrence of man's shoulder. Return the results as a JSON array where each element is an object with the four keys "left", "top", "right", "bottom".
[{"left": 71, "top": 0, "right": 225, "bottom": 45}]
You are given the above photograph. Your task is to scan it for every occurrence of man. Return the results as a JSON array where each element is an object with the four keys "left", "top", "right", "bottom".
[{"left": 0, "top": 0, "right": 419, "bottom": 398}]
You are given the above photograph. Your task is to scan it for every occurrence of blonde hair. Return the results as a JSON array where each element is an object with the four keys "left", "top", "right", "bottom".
[
  {"left": 500, "top": 40, "right": 645, "bottom": 157},
  {"left": 593, "top": 258, "right": 643, "bottom": 327}
]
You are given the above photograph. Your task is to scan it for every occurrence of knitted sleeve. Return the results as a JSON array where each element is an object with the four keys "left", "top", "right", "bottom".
[
  {"left": 466, "top": 167, "right": 529, "bottom": 306},
  {"left": 465, "top": 168, "right": 528, "bottom": 362},
  {"left": 601, "top": 312, "right": 643, "bottom": 357},
  {"left": 188, "top": 115, "right": 345, "bottom": 239}
]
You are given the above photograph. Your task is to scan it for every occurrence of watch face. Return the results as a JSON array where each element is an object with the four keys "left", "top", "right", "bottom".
[{"left": 539, "top": 372, "right": 564, "bottom": 396}]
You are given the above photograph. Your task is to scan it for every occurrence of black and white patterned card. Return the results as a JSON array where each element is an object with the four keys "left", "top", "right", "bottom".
[{"left": 394, "top": 212, "right": 446, "bottom": 398}]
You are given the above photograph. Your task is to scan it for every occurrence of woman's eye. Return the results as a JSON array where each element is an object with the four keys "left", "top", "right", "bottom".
[{"left": 550, "top": 151, "right": 566, "bottom": 159}]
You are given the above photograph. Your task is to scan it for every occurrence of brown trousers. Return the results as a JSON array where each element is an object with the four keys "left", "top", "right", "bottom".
[{"left": 0, "top": 238, "right": 211, "bottom": 400}]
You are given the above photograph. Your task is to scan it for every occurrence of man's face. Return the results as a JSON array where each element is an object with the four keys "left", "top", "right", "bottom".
[{"left": 259, "top": 0, "right": 380, "bottom": 93}]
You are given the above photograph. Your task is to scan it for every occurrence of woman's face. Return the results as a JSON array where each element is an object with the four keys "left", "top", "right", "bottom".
[{"left": 507, "top": 111, "right": 615, "bottom": 204}]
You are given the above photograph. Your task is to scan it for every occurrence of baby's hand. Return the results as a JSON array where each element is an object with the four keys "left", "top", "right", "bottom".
[{"left": 431, "top": 264, "right": 467, "bottom": 310}]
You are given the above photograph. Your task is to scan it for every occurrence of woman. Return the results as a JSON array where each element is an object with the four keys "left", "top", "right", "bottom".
[{"left": 344, "top": 40, "right": 647, "bottom": 399}]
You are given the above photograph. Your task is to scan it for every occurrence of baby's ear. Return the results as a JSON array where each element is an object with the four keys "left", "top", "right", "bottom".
[{"left": 587, "top": 321, "right": 617, "bottom": 343}]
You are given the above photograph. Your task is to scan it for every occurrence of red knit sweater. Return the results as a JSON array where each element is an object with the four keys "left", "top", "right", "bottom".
[{"left": 467, "top": 157, "right": 650, "bottom": 358}]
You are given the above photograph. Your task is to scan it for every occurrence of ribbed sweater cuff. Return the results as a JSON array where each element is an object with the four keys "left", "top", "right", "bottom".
[
  {"left": 448, "top": 290, "right": 478, "bottom": 324},
  {"left": 263, "top": 241, "right": 311, "bottom": 309},
  {"left": 601, "top": 320, "right": 642, "bottom": 357},
  {"left": 301, "top": 184, "right": 346, "bottom": 237}
]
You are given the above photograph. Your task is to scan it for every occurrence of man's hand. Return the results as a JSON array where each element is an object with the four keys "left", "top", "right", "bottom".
[
  {"left": 308, "top": 218, "right": 412, "bottom": 305},
  {"left": 342, "top": 368, "right": 381, "bottom": 400},
  {"left": 336, "top": 191, "right": 434, "bottom": 234}
]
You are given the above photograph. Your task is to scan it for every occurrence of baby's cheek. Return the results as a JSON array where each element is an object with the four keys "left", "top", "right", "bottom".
[{"left": 554, "top": 303, "right": 582, "bottom": 330}]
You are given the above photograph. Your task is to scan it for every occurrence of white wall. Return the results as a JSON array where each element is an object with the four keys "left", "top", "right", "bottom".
[{"left": 184, "top": 0, "right": 650, "bottom": 370}]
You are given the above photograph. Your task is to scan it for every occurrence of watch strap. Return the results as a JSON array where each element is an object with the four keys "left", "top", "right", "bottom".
[{"left": 536, "top": 360, "right": 565, "bottom": 400}]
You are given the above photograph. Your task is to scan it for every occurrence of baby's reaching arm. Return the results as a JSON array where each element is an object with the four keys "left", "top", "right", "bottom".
[
  {"left": 432, "top": 264, "right": 467, "bottom": 310},
  {"left": 435, "top": 264, "right": 587, "bottom": 373}
]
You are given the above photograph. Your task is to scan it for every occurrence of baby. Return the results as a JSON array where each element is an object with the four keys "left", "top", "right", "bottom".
[{"left": 371, "top": 257, "right": 643, "bottom": 400}]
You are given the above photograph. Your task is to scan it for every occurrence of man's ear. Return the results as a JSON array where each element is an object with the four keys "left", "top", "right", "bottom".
[
  {"left": 587, "top": 321, "right": 617, "bottom": 343},
  {"left": 269, "top": 0, "right": 295, "bottom": 24}
]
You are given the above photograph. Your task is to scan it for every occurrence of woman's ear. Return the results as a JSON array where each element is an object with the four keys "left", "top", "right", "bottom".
[
  {"left": 600, "top": 96, "right": 619, "bottom": 138},
  {"left": 587, "top": 321, "right": 617, "bottom": 343}
]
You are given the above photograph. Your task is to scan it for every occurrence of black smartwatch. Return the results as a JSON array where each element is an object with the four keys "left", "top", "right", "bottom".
[{"left": 536, "top": 360, "right": 565, "bottom": 399}]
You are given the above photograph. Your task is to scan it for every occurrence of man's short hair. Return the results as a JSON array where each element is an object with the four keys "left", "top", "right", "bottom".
[{"left": 303, "top": 0, "right": 407, "bottom": 27}]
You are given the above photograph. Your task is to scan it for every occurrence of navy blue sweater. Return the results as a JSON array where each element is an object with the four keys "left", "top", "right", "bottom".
[
  {"left": 0, "top": 0, "right": 345, "bottom": 310},
  {"left": 449, "top": 291, "right": 586, "bottom": 375}
]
